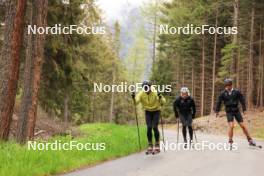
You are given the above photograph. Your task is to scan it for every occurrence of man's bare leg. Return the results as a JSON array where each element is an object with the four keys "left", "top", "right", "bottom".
[
  {"left": 238, "top": 122, "right": 252, "bottom": 141},
  {"left": 228, "top": 122, "right": 234, "bottom": 143}
]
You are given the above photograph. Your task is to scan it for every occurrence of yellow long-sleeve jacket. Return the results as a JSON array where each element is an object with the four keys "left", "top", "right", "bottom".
[{"left": 135, "top": 87, "right": 166, "bottom": 111}]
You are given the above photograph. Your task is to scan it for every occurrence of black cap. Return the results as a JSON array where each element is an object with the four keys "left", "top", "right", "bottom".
[
  {"left": 142, "top": 80, "right": 151, "bottom": 92},
  {"left": 224, "top": 78, "right": 233, "bottom": 86},
  {"left": 142, "top": 80, "right": 151, "bottom": 87}
]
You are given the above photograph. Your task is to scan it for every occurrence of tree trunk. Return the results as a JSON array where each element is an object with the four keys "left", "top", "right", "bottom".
[
  {"left": 182, "top": 59, "right": 185, "bottom": 86},
  {"left": 191, "top": 57, "right": 195, "bottom": 97},
  {"left": 109, "top": 69, "right": 115, "bottom": 122},
  {"left": 176, "top": 56, "right": 180, "bottom": 89},
  {"left": 0, "top": 0, "right": 26, "bottom": 141},
  {"left": 152, "top": 0, "right": 158, "bottom": 68},
  {"left": 201, "top": 37, "right": 205, "bottom": 117},
  {"left": 92, "top": 91, "right": 95, "bottom": 122},
  {"left": 210, "top": 5, "right": 218, "bottom": 114},
  {"left": 261, "top": 48, "right": 264, "bottom": 107},
  {"left": 16, "top": 0, "right": 48, "bottom": 142},
  {"left": 64, "top": 93, "right": 69, "bottom": 126},
  {"left": 237, "top": 40, "right": 241, "bottom": 89},
  {"left": 247, "top": 2, "right": 255, "bottom": 109},
  {"left": 16, "top": 0, "right": 33, "bottom": 143},
  {"left": 258, "top": 25, "right": 263, "bottom": 107},
  {"left": 231, "top": 0, "right": 239, "bottom": 86}
]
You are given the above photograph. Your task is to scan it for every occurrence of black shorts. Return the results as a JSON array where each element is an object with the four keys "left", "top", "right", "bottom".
[
  {"left": 145, "top": 111, "right": 160, "bottom": 128},
  {"left": 226, "top": 112, "right": 243, "bottom": 123}
]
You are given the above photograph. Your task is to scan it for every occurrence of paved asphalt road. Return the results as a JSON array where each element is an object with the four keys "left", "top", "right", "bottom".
[{"left": 63, "top": 130, "right": 264, "bottom": 176}]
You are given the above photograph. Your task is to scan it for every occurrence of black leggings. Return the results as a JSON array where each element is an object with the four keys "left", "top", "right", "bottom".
[
  {"left": 179, "top": 114, "right": 193, "bottom": 142},
  {"left": 182, "top": 126, "right": 193, "bottom": 142},
  {"left": 145, "top": 111, "right": 160, "bottom": 145}
]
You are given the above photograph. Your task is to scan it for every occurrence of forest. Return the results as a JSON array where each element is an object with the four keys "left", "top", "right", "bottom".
[
  {"left": 153, "top": 0, "right": 264, "bottom": 118},
  {"left": 0, "top": 0, "right": 263, "bottom": 148},
  {"left": 0, "top": 0, "right": 264, "bottom": 175}
]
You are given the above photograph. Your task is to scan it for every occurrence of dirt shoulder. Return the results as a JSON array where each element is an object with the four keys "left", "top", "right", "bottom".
[{"left": 166, "top": 110, "right": 264, "bottom": 139}]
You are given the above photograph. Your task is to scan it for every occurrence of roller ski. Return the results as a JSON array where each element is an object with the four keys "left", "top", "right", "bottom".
[
  {"left": 249, "top": 139, "right": 262, "bottom": 149},
  {"left": 152, "top": 143, "right": 160, "bottom": 155},
  {"left": 184, "top": 141, "right": 188, "bottom": 149},
  {"left": 145, "top": 145, "right": 153, "bottom": 155}
]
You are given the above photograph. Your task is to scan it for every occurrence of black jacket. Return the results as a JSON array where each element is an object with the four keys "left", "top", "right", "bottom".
[
  {"left": 173, "top": 96, "right": 196, "bottom": 118},
  {"left": 215, "top": 89, "right": 246, "bottom": 113}
]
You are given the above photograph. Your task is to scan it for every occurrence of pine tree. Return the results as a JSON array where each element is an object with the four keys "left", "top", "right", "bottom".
[
  {"left": 0, "top": 0, "right": 26, "bottom": 140},
  {"left": 16, "top": 0, "right": 48, "bottom": 143}
]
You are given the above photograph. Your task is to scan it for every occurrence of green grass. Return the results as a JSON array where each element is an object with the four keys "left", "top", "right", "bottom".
[
  {"left": 0, "top": 123, "right": 147, "bottom": 176},
  {"left": 255, "top": 128, "right": 264, "bottom": 139}
]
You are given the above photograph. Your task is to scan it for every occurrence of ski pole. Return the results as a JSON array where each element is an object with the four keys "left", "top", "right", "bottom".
[
  {"left": 133, "top": 99, "right": 141, "bottom": 150},
  {"left": 176, "top": 118, "right": 179, "bottom": 144},
  {"left": 160, "top": 111, "right": 165, "bottom": 151},
  {"left": 157, "top": 90, "right": 165, "bottom": 150},
  {"left": 244, "top": 112, "right": 251, "bottom": 133},
  {"left": 193, "top": 125, "right": 198, "bottom": 143},
  {"left": 207, "top": 115, "right": 210, "bottom": 133}
]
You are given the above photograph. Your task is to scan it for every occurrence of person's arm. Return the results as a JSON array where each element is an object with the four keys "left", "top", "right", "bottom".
[
  {"left": 215, "top": 93, "right": 223, "bottom": 113},
  {"left": 173, "top": 99, "right": 179, "bottom": 118},
  {"left": 238, "top": 90, "right": 246, "bottom": 112},
  {"left": 134, "top": 92, "right": 142, "bottom": 105},
  {"left": 191, "top": 98, "right": 196, "bottom": 118}
]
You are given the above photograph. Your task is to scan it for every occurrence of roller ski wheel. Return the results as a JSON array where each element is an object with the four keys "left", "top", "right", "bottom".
[
  {"left": 249, "top": 140, "right": 262, "bottom": 149},
  {"left": 145, "top": 146, "right": 153, "bottom": 155},
  {"left": 152, "top": 148, "right": 160, "bottom": 155},
  {"left": 152, "top": 144, "right": 160, "bottom": 155},
  {"left": 184, "top": 140, "right": 188, "bottom": 149}
]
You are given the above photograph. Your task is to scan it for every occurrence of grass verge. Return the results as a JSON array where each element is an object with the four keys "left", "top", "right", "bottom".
[
  {"left": 255, "top": 128, "right": 264, "bottom": 139},
  {"left": 0, "top": 123, "right": 147, "bottom": 176}
]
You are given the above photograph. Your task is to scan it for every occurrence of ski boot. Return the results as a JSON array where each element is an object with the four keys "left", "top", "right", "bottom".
[
  {"left": 248, "top": 139, "right": 256, "bottom": 146},
  {"left": 248, "top": 138, "right": 262, "bottom": 149},
  {"left": 145, "top": 144, "right": 153, "bottom": 155},
  {"left": 189, "top": 140, "right": 194, "bottom": 148},
  {"left": 184, "top": 139, "right": 188, "bottom": 149},
  {"left": 152, "top": 143, "right": 160, "bottom": 155}
]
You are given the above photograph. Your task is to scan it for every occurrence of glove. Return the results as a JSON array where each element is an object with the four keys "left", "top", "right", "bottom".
[
  {"left": 157, "top": 92, "right": 162, "bottom": 99},
  {"left": 131, "top": 92, "right": 135, "bottom": 99}
]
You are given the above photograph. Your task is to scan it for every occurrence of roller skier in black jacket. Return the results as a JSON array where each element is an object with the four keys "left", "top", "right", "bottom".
[
  {"left": 215, "top": 78, "right": 257, "bottom": 147},
  {"left": 173, "top": 87, "right": 196, "bottom": 147}
]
